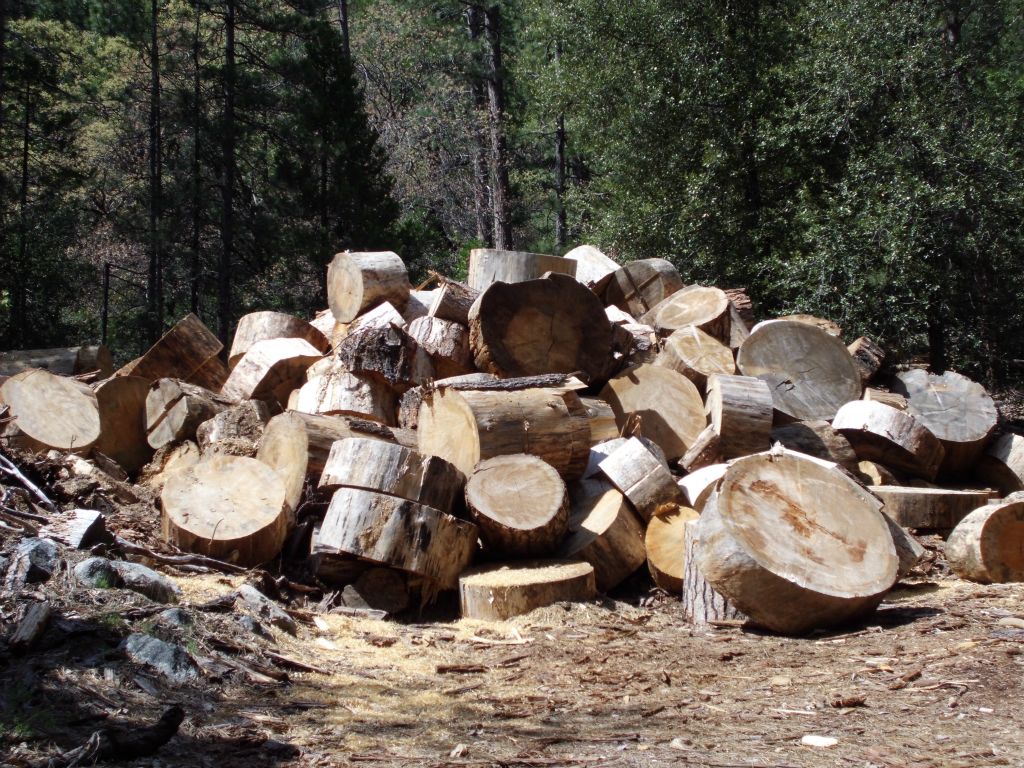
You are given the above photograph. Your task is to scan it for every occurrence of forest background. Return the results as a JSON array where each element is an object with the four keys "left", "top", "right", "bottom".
[{"left": 1, "top": 0, "right": 1022, "bottom": 381}]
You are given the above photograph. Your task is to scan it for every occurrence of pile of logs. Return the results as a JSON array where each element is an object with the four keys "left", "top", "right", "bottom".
[{"left": 2, "top": 246, "right": 1022, "bottom": 634}]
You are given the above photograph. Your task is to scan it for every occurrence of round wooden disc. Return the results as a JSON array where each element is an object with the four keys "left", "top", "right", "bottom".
[
  {"left": 893, "top": 369, "right": 997, "bottom": 444},
  {"left": 643, "top": 285, "right": 729, "bottom": 335},
  {"left": 229, "top": 311, "right": 330, "bottom": 368},
  {"left": 94, "top": 375, "right": 152, "bottom": 472},
  {"left": 737, "top": 319, "right": 862, "bottom": 421},
  {"left": 1, "top": 368, "right": 101, "bottom": 452},
  {"left": 161, "top": 455, "right": 288, "bottom": 566},
  {"left": 656, "top": 326, "right": 735, "bottom": 386},
  {"left": 645, "top": 504, "right": 699, "bottom": 593},
  {"left": 946, "top": 500, "right": 1024, "bottom": 583},
  {"left": 327, "top": 251, "right": 408, "bottom": 323},
  {"left": 459, "top": 559, "right": 597, "bottom": 620}
]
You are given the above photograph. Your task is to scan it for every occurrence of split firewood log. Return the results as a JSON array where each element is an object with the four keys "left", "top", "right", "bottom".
[
  {"left": 228, "top": 311, "right": 331, "bottom": 369},
  {"left": 769, "top": 420, "right": 859, "bottom": 471},
  {"left": 705, "top": 374, "right": 773, "bottom": 459},
  {"left": 680, "top": 424, "right": 723, "bottom": 472},
  {"left": 694, "top": 451, "right": 899, "bottom": 635},
  {"left": 93, "top": 375, "right": 152, "bottom": 472},
  {"left": 254, "top": 411, "right": 309, "bottom": 524},
  {"left": 336, "top": 301, "right": 406, "bottom": 343},
  {"left": 641, "top": 285, "right": 731, "bottom": 342},
  {"left": 0, "top": 345, "right": 113, "bottom": 378},
  {"left": 603, "top": 258, "right": 684, "bottom": 317},
  {"left": 946, "top": 498, "right": 1024, "bottom": 583},
  {"left": 847, "top": 337, "right": 885, "bottom": 384},
  {"left": 115, "top": 313, "right": 221, "bottom": 383},
  {"left": 319, "top": 437, "right": 465, "bottom": 513},
  {"left": 646, "top": 504, "right": 700, "bottom": 594},
  {"left": 162, "top": 455, "right": 290, "bottom": 567},
  {"left": 402, "top": 290, "right": 437, "bottom": 323},
  {"left": 892, "top": 369, "right": 998, "bottom": 476},
  {"left": 292, "top": 363, "right": 397, "bottom": 425},
  {"left": 1, "top": 368, "right": 101, "bottom": 453},
  {"left": 737, "top": 319, "right": 861, "bottom": 421},
  {"left": 559, "top": 482, "right": 646, "bottom": 592},
  {"left": 467, "top": 248, "right": 576, "bottom": 291},
  {"left": 428, "top": 278, "right": 479, "bottom": 325},
  {"left": 458, "top": 560, "right": 596, "bottom": 620},
  {"left": 863, "top": 388, "right": 907, "bottom": 410},
  {"left": 600, "top": 364, "right": 707, "bottom": 461},
  {"left": 975, "top": 432, "right": 1024, "bottom": 495},
  {"left": 333, "top": 323, "right": 432, "bottom": 392},
  {"left": 723, "top": 288, "right": 755, "bottom": 331},
  {"left": 832, "top": 400, "right": 945, "bottom": 481},
  {"left": 417, "top": 384, "right": 591, "bottom": 480},
  {"left": 406, "top": 317, "right": 473, "bottom": 379},
  {"left": 327, "top": 250, "right": 410, "bottom": 323},
  {"left": 468, "top": 273, "right": 614, "bottom": 382},
  {"left": 597, "top": 436, "right": 685, "bottom": 521},
  {"left": 145, "top": 379, "right": 231, "bottom": 450},
  {"left": 317, "top": 487, "right": 477, "bottom": 589},
  {"left": 869, "top": 486, "right": 994, "bottom": 531},
  {"left": 654, "top": 325, "right": 735, "bottom": 391},
  {"left": 262, "top": 410, "right": 398, "bottom": 480},
  {"left": 677, "top": 463, "right": 727, "bottom": 512},
  {"left": 682, "top": 519, "right": 746, "bottom": 626},
  {"left": 562, "top": 244, "right": 619, "bottom": 290},
  {"left": 220, "top": 338, "right": 323, "bottom": 406},
  {"left": 465, "top": 454, "right": 569, "bottom": 557}
]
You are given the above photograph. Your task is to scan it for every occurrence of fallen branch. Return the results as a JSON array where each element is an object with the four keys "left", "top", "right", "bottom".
[
  {"left": 0, "top": 451, "right": 57, "bottom": 513},
  {"left": 114, "top": 536, "right": 248, "bottom": 575},
  {"left": 42, "top": 705, "right": 184, "bottom": 767}
]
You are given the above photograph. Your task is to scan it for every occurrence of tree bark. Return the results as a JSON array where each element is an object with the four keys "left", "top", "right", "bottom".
[
  {"left": 148, "top": 0, "right": 164, "bottom": 343},
  {"left": 459, "top": 560, "right": 596, "bottom": 620},
  {"left": 466, "top": 5, "right": 490, "bottom": 245},
  {"left": 484, "top": 3, "right": 512, "bottom": 249},
  {"left": 219, "top": 0, "right": 236, "bottom": 351},
  {"left": 190, "top": 0, "right": 202, "bottom": 313}
]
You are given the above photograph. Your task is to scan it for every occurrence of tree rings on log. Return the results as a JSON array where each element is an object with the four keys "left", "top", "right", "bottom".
[
  {"left": 228, "top": 311, "right": 331, "bottom": 369},
  {"left": 458, "top": 560, "right": 596, "bottom": 620},
  {"left": 560, "top": 484, "right": 646, "bottom": 592},
  {"left": 327, "top": 251, "right": 410, "bottom": 323},
  {"left": 737, "top": 319, "right": 861, "bottom": 421},
  {"left": 832, "top": 400, "right": 945, "bottom": 481},
  {"left": 466, "top": 248, "right": 576, "bottom": 291},
  {"left": 468, "top": 273, "right": 613, "bottom": 382},
  {"left": 869, "top": 486, "right": 994, "bottom": 532},
  {"left": 603, "top": 258, "right": 684, "bottom": 317},
  {"left": 705, "top": 374, "right": 773, "bottom": 459},
  {"left": 946, "top": 499, "right": 1024, "bottom": 583},
  {"left": 694, "top": 452, "right": 898, "bottom": 635},
  {"left": 0, "top": 369, "right": 101, "bottom": 453},
  {"left": 161, "top": 455, "right": 289, "bottom": 567},
  {"left": 93, "top": 375, "right": 153, "bottom": 472},
  {"left": 641, "top": 285, "right": 730, "bottom": 341},
  {"left": 319, "top": 437, "right": 464, "bottom": 512},
  {"left": 655, "top": 325, "right": 735, "bottom": 391},
  {"left": 646, "top": 504, "right": 699, "bottom": 594}
]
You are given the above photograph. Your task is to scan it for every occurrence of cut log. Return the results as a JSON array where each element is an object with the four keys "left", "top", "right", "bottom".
[
  {"left": 139, "top": 440, "right": 200, "bottom": 492},
  {"left": 220, "top": 338, "right": 323, "bottom": 406},
  {"left": 580, "top": 397, "right": 619, "bottom": 444},
  {"left": 705, "top": 374, "right": 773, "bottom": 459},
  {"left": 93, "top": 375, "right": 153, "bottom": 473},
  {"left": 945, "top": 499, "right": 1024, "bottom": 583},
  {"left": 770, "top": 314, "right": 842, "bottom": 337},
  {"left": 337, "top": 301, "right": 406, "bottom": 343},
  {"left": 603, "top": 258, "right": 684, "bottom": 317},
  {"left": 682, "top": 519, "right": 746, "bottom": 626},
  {"left": 694, "top": 451, "right": 899, "bottom": 635},
  {"left": 769, "top": 420, "right": 860, "bottom": 471},
  {"left": 562, "top": 244, "right": 619, "bottom": 289},
  {"left": 465, "top": 454, "right": 569, "bottom": 557},
  {"left": 597, "top": 436, "right": 685, "bottom": 520},
  {"left": 466, "top": 248, "right": 576, "bottom": 291},
  {"left": 737, "top": 319, "right": 861, "bottom": 421},
  {"left": 975, "top": 432, "right": 1024, "bottom": 495},
  {"left": 858, "top": 460, "right": 900, "bottom": 486},
  {"left": 228, "top": 311, "right": 331, "bottom": 369},
  {"left": 600, "top": 364, "right": 706, "bottom": 461},
  {"left": 318, "top": 487, "right": 477, "bottom": 588},
  {"left": 832, "top": 400, "right": 945, "bottom": 481},
  {"left": 847, "top": 337, "right": 885, "bottom": 384},
  {"left": 646, "top": 504, "right": 700, "bottom": 594},
  {"left": 186, "top": 355, "right": 230, "bottom": 392},
  {"left": 641, "top": 285, "right": 730, "bottom": 341},
  {"left": 196, "top": 400, "right": 271, "bottom": 457},
  {"left": 655, "top": 326, "right": 735, "bottom": 391},
  {"left": 261, "top": 410, "right": 397, "bottom": 480},
  {"left": 255, "top": 411, "right": 310, "bottom": 524},
  {"left": 892, "top": 369, "right": 998, "bottom": 475},
  {"left": 116, "top": 313, "right": 222, "bottom": 383},
  {"left": 863, "top": 388, "right": 907, "bottom": 410},
  {"left": 162, "top": 455, "right": 290, "bottom": 567},
  {"left": 310, "top": 308, "right": 341, "bottom": 345},
  {"left": 334, "top": 323, "right": 432, "bottom": 392},
  {"left": 417, "top": 386, "right": 591, "bottom": 481},
  {"left": 9, "top": 601, "right": 52, "bottom": 652},
  {"left": 869, "top": 486, "right": 994, "bottom": 532},
  {"left": 145, "top": 379, "right": 231, "bottom": 450},
  {"left": 293, "top": 365, "right": 397, "bottom": 425},
  {"left": 319, "top": 437, "right": 464, "bottom": 512},
  {"left": 723, "top": 288, "right": 755, "bottom": 332},
  {"left": 559, "top": 484, "right": 646, "bottom": 592},
  {"left": 610, "top": 321, "right": 660, "bottom": 369},
  {"left": 0, "top": 345, "right": 113, "bottom": 378},
  {"left": 680, "top": 424, "right": 723, "bottom": 472},
  {"left": 458, "top": 560, "right": 596, "bottom": 620},
  {"left": 0, "top": 369, "right": 101, "bottom": 453},
  {"left": 468, "top": 273, "right": 613, "bottom": 382},
  {"left": 39, "top": 508, "right": 110, "bottom": 549},
  {"left": 406, "top": 317, "right": 473, "bottom": 379},
  {"left": 428, "top": 278, "right": 480, "bottom": 325},
  {"left": 327, "top": 251, "right": 410, "bottom": 323},
  {"left": 398, "top": 374, "right": 497, "bottom": 430},
  {"left": 677, "top": 463, "right": 727, "bottom": 512}
]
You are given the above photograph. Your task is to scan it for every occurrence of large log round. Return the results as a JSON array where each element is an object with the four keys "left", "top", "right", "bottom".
[
  {"left": 220, "top": 337, "right": 323, "bottom": 406},
  {"left": 655, "top": 325, "right": 735, "bottom": 391},
  {"left": 641, "top": 285, "right": 730, "bottom": 341},
  {"left": 467, "top": 249, "right": 576, "bottom": 291},
  {"left": 646, "top": 504, "right": 700, "bottom": 594},
  {"left": 832, "top": 400, "right": 945, "bottom": 481},
  {"left": 869, "top": 486, "right": 993, "bottom": 531},
  {"left": 468, "top": 273, "right": 614, "bottom": 382},
  {"left": 459, "top": 560, "right": 596, "bottom": 620},
  {"left": 945, "top": 499, "right": 1024, "bottom": 583},
  {"left": 228, "top": 311, "right": 331, "bottom": 369},
  {"left": 737, "top": 319, "right": 861, "bottom": 421},
  {"left": 705, "top": 374, "right": 773, "bottom": 459},
  {"left": 694, "top": 451, "right": 898, "bottom": 635},
  {"left": 1, "top": 369, "right": 101, "bottom": 453},
  {"left": 146, "top": 379, "right": 230, "bottom": 450},
  {"left": 562, "top": 244, "right": 619, "bottom": 288},
  {"left": 406, "top": 316, "right": 473, "bottom": 380},
  {"left": 769, "top": 420, "right": 860, "bottom": 471},
  {"left": 975, "top": 432, "right": 1024, "bottom": 495},
  {"left": 327, "top": 251, "right": 410, "bottom": 323},
  {"left": 116, "top": 313, "right": 221, "bottom": 383},
  {"left": 93, "top": 375, "right": 153, "bottom": 472},
  {"left": 603, "top": 259, "right": 684, "bottom": 317}
]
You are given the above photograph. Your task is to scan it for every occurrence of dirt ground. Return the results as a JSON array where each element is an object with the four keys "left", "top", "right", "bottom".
[{"left": 4, "top": 563, "right": 1024, "bottom": 768}]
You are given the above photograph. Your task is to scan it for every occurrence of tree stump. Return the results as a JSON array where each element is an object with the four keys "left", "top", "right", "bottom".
[
  {"left": 93, "top": 376, "right": 152, "bottom": 472},
  {"left": 559, "top": 484, "right": 646, "bottom": 592},
  {"left": 975, "top": 432, "right": 1024, "bottom": 495},
  {"left": 677, "top": 463, "right": 727, "bottom": 512},
  {"left": 641, "top": 285, "right": 730, "bottom": 341},
  {"left": 0, "top": 369, "right": 101, "bottom": 454},
  {"left": 468, "top": 273, "right": 613, "bottom": 382},
  {"left": 705, "top": 374, "right": 773, "bottom": 459},
  {"left": 600, "top": 364, "right": 707, "bottom": 461},
  {"left": 406, "top": 317, "right": 474, "bottom": 379},
  {"left": 327, "top": 251, "right": 410, "bottom": 323},
  {"left": 946, "top": 499, "right": 1024, "bottom": 583},
  {"left": 562, "top": 244, "right": 619, "bottom": 289},
  {"left": 869, "top": 486, "right": 993, "bottom": 531},
  {"left": 228, "top": 311, "right": 331, "bottom": 369},
  {"left": 597, "top": 436, "right": 685, "bottom": 521},
  {"left": 116, "top": 313, "right": 222, "bottom": 383},
  {"left": 655, "top": 326, "right": 735, "bottom": 391},
  {"left": 603, "top": 258, "right": 684, "bottom": 317},
  {"left": 737, "top": 319, "right": 861, "bottom": 421},
  {"left": 293, "top": 365, "right": 397, "bottom": 425},
  {"left": 319, "top": 437, "right": 465, "bottom": 513},
  {"left": 162, "top": 455, "right": 290, "bottom": 567},
  {"left": 220, "top": 338, "right": 323, "bottom": 406},
  {"left": 646, "top": 504, "right": 699, "bottom": 594},
  {"left": 458, "top": 560, "right": 596, "bottom": 620},
  {"left": 145, "top": 379, "right": 231, "bottom": 450},
  {"left": 832, "top": 401, "right": 945, "bottom": 481},
  {"left": 847, "top": 337, "right": 885, "bottom": 384},
  {"left": 694, "top": 452, "right": 899, "bottom": 635},
  {"left": 682, "top": 518, "right": 746, "bottom": 626},
  {"left": 465, "top": 454, "right": 569, "bottom": 557},
  {"left": 467, "top": 248, "right": 576, "bottom": 291},
  {"left": 769, "top": 420, "right": 860, "bottom": 471},
  {"left": 428, "top": 279, "right": 479, "bottom": 325}
]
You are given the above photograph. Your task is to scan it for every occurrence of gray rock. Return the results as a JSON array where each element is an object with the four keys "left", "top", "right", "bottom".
[
  {"left": 236, "top": 615, "right": 273, "bottom": 640},
  {"left": 73, "top": 557, "right": 124, "bottom": 589},
  {"left": 112, "top": 561, "right": 181, "bottom": 604},
  {"left": 123, "top": 633, "right": 199, "bottom": 684},
  {"left": 5, "top": 538, "right": 61, "bottom": 591},
  {"left": 236, "top": 584, "right": 297, "bottom": 635},
  {"left": 158, "top": 607, "right": 193, "bottom": 627}
]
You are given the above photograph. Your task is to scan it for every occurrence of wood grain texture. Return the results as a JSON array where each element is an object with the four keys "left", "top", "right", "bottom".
[
  {"left": 946, "top": 499, "right": 1024, "bottom": 583},
  {"left": 832, "top": 400, "right": 945, "bottom": 481},
  {"left": 327, "top": 251, "right": 410, "bottom": 323}
]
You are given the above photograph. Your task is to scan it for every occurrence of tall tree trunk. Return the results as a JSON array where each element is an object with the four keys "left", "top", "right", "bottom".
[
  {"left": 483, "top": 3, "right": 512, "bottom": 250},
  {"left": 466, "top": 5, "right": 490, "bottom": 246},
  {"left": 148, "top": 0, "right": 164, "bottom": 342},
  {"left": 219, "top": 0, "right": 236, "bottom": 351},
  {"left": 14, "top": 81, "right": 31, "bottom": 347},
  {"left": 336, "top": 0, "right": 350, "bottom": 59},
  {"left": 553, "top": 43, "right": 566, "bottom": 250},
  {"left": 190, "top": 0, "right": 202, "bottom": 314}
]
